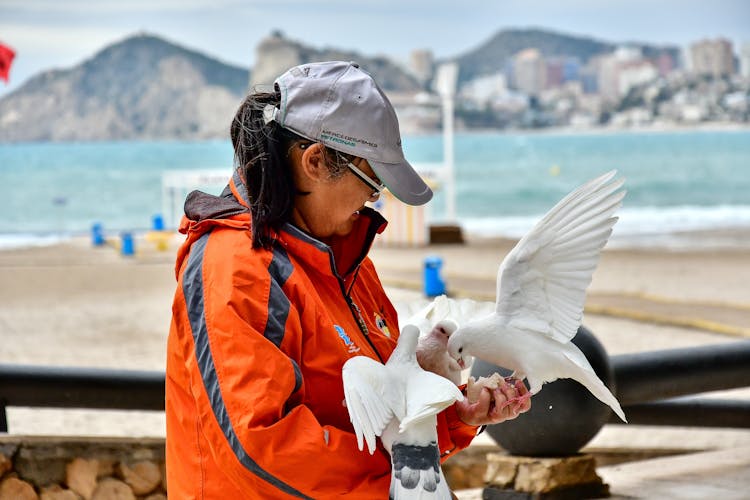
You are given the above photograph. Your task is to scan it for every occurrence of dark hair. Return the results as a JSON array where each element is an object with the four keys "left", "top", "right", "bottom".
[{"left": 230, "top": 90, "right": 350, "bottom": 249}]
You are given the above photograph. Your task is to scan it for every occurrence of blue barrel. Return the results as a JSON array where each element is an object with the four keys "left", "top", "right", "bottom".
[
  {"left": 120, "top": 232, "right": 135, "bottom": 256},
  {"left": 91, "top": 222, "right": 105, "bottom": 247},
  {"left": 423, "top": 255, "right": 446, "bottom": 297},
  {"left": 151, "top": 213, "right": 165, "bottom": 231}
]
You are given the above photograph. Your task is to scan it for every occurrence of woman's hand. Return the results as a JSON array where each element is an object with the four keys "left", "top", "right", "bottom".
[{"left": 455, "top": 374, "right": 531, "bottom": 426}]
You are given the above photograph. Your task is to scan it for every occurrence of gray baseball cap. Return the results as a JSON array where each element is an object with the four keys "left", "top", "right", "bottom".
[{"left": 264, "top": 61, "right": 433, "bottom": 206}]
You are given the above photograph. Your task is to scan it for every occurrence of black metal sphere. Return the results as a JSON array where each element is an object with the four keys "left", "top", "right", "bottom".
[{"left": 471, "top": 325, "right": 615, "bottom": 456}]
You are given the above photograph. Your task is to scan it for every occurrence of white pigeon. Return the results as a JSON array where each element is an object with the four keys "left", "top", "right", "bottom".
[
  {"left": 447, "top": 170, "right": 627, "bottom": 422},
  {"left": 342, "top": 324, "right": 464, "bottom": 499}
]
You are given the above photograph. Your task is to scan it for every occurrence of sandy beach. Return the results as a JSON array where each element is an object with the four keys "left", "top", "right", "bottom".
[{"left": 1, "top": 230, "right": 749, "bottom": 449}]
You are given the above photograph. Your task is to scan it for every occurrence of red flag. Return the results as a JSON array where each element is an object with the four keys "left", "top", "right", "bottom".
[{"left": 0, "top": 42, "right": 16, "bottom": 83}]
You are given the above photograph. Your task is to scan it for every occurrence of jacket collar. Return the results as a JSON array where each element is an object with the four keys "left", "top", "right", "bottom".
[
  {"left": 179, "top": 170, "right": 388, "bottom": 284},
  {"left": 278, "top": 207, "right": 387, "bottom": 285}
]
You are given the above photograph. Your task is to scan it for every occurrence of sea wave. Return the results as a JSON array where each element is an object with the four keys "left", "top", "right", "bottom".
[
  {"left": 3, "top": 206, "right": 750, "bottom": 252},
  {"left": 0, "top": 233, "right": 71, "bottom": 251},
  {"left": 461, "top": 205, "right": 750, "bottom": 249}
]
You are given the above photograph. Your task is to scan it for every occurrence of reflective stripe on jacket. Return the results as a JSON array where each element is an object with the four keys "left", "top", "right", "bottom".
[{"left": 166, "top": 172, "right": 478, "bottom": 498}]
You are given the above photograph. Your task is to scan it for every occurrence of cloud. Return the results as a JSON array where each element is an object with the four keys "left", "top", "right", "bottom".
[
  {"left": 0, "top": 23, "right": 127, "bottom": 59},
  {"left": 1, "top": 0, "right": 246, "bottom": 14}
]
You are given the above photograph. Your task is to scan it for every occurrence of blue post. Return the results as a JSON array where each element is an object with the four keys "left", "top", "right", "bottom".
[
  {"left": 151, "top": 214, "right": 165, "bottom": 231},
  {"left": 423, "top": 255, "right": 446, "bottom": 297},
  {"left": 91, "top": 222, "right": 105, "bottom": 247},
  {"left": 120, "top": 232, "right": 135, "bottom": 257}
]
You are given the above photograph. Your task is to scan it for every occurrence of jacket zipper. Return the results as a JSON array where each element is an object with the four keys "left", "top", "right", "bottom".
[
  {"left": 345, "top": 294, "right": 385, "bottom": 364},
  {"left": 323, "top": 231, "right": 386, "bottom": 364}
]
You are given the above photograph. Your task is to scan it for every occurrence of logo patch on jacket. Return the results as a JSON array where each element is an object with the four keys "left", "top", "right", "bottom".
[
  {"left": 374, "top": 313, "right": 391, "bottom": 338},
  {"left": 334, "top": 325, "right": 361, "bottom": 354}
]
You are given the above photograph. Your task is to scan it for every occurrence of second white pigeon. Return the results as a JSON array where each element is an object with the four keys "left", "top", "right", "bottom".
[{"left": 343, "top": 324, "right": 464, "bottom": 499}]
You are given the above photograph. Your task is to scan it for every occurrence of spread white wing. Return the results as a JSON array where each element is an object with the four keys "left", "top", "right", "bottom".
[
  {"left": 495, "top": 170, "right": 625, "bottom": 344},
  {"left": 405, "top": 295, "right": 495, "bottom": 336},
  {"left": 403, "top": 297, "right": 439, "bottom": 337},
  {"left": 342, "top": 356, "right": 400, "bottom": 454}
]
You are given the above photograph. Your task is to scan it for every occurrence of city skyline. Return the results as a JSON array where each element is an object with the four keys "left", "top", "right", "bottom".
[{"left": 1, "top": 0, "right": 749, "bottom": 98}]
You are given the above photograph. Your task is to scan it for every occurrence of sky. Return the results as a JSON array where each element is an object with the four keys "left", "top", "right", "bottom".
[{"left": 1, "top": 0, "right": 749, "bottom": 97}]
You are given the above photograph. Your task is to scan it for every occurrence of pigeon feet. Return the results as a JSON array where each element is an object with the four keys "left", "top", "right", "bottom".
[{"left": 491, "top": 377, "right": 531, "bottom": 414}]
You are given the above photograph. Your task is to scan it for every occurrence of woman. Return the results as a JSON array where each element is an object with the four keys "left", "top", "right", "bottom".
[{"left": 166, "top": 61, "right": 530, "bottom": 498}]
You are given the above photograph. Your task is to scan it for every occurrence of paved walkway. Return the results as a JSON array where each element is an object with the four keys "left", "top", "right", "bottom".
[
  {"left": 455, "top": 445, "right": 750, "bottom": 499},
  {"left": 597, "top": 446, "right": 750, "bottom": 499}
]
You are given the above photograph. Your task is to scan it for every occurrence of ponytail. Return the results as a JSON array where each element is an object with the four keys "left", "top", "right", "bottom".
[{"left": 230, "top": 91, "right": 299, "bottom": 249}]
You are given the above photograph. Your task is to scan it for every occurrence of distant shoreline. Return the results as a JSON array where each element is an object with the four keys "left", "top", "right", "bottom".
[
  {"left": 438, "top": 121, "right": 750, "bottom": 138},
  {"left": 3, "top": 224, "right": 750, "bottom": 253},
  {"left": 1, "top": 122, "right": 749, "bottom": 144}
]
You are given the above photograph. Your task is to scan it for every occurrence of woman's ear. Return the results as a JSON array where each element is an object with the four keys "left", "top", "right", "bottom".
[{"left": 298, "top": 143, "right": 329, "bottom": 183}]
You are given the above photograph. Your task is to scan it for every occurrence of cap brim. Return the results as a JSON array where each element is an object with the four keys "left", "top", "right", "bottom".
[{"left": 370, "top": 159, "right": 433, "bottom": 206}]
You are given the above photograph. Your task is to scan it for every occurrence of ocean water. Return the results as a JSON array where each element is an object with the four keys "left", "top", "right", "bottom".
[{"left": 1, "top": 129, "right": 750, "bottom": 249}]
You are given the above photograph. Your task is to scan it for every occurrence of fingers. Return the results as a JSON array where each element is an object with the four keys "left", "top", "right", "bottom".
[
  {"left": 488, "top": 386, "right": 511, "bottom": 420},
  {"left": 474, "top": 386, "right": 492, "bottom": 413},
  {"left": 455, "top": 385, "right": 492, "bottom": 426},
  {"left": 457, "top": 380, "right": 533, "bottom": 426}
]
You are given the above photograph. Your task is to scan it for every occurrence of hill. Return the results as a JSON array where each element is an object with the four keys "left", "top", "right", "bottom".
[
  {"left": 453, "top": 28, "right": 680, "bottom": 84},
  {"left": 0, "top": 33, "right": 250, "bottom": 142},
  {"left": 0, "top": 32, "right": 422, "bottom": 142}
]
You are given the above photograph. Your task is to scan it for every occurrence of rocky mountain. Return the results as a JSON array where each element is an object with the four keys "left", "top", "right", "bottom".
[
  {"left": 0, "top": 32, "right": 422, "bottom": 142},
  {"left": 0, "top": 33, "right": 250, "bottom": 142},
  {"left": 452, "top": 28, "right": 681, "bottom": 84},
  {"left": 0, "top": 28, "right": 685, "bottom": 142}
]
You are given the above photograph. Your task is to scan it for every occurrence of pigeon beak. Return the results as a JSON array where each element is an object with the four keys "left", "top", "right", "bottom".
[{"left": 458, "top": 358, "right": 466, "bottom": 369}]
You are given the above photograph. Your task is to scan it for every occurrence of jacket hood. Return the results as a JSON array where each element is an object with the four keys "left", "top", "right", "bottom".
[
  {"left": 184, "top": 187, "right": 248, "bottom": 223},
  {"left": 175, "top": 173, "right": 252, "bottom": 279}
]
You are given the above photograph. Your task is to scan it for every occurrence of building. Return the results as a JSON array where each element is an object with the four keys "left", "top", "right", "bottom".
[
  {"left": 656, "top": 52, "right": 675, "bottom": 77},
  {"left": 579, "top": 59, "right": 600, "bottom": 94},
  {"left": 249, "top": 31, "right": 302, "bottom": 88},
  {"left": 597, "top": 55, "right": 623, "bottom": 102},
  {"left": 409, "top": 49, "right": 434, "bottom": 87},
  {"left": 545, "top": 58, "right": 565, "bottom": 89},
  {"left": 618, "top": 60, "right": 658, "bottom": 96},
  {"left": 689, "top": 38, "right": 735, "bottom": 77},
  {"left": 597, "top": 46, "right": 647, "bottom": 102},
  {"left": 562, "top": 58, "right": 581, "bottom": 83},
  {"left": 740, "top": 42, "right": 750, "bottom": 79},
  {"left": 513, "top": 48, "right": 547, "bottom": 97},
  {"left": 458, "top": 72, "right": 510, "bottom": 105}
]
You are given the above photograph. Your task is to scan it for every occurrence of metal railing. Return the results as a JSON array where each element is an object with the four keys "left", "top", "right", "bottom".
[
  {"left": 1, "top": 341, "right": 749, "bottom": 434},
  {"left": 608, "top": 341, "right": 750, "bottom": 427},
  {"left": 0, "top": 365, "right": 164, "bottom": 432}
]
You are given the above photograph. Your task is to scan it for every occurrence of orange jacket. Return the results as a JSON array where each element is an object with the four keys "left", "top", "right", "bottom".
[{"left": 166, "top": 172, "right": 478, "bottom": 499}]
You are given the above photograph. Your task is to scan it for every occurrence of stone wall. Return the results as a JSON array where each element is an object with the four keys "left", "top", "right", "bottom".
[
  {"left": 0, "top": 436, "right": 165, "bottom": 500},
  {"left": 0, "top": 435, "right": 616, "bottom": 498}
]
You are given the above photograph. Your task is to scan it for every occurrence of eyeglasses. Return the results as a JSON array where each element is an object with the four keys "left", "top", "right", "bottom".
[
  {"left": 345, "top": 159, "right": 385, "bottom": 199},
  {"left": 301, "top": 143, "right": 385, "bottom": 199}
]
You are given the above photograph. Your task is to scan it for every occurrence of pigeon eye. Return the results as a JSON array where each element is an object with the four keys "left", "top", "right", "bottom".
[{"left": 458, "top": 347, "right": 463, "bottom": 353}]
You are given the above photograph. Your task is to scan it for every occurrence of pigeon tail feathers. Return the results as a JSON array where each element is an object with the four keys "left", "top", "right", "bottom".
[{"left": 561, "top": 349, "right": 627, "bottom": 422}]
